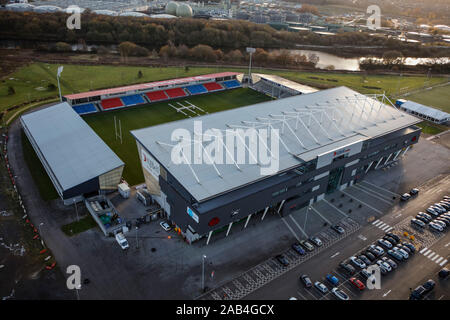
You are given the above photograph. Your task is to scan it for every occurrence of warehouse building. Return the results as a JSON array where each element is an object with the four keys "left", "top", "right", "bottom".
[
  {"left": 21, "top": 102, "right": 124, "bottom": 204},
  {"left": 131, "top": 86, "right": 421, "bottom": 244}
]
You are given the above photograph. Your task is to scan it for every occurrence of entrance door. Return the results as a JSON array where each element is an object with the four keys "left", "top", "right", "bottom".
[{"left": 326, "top": 167, "right": 344, "bottom": 194}]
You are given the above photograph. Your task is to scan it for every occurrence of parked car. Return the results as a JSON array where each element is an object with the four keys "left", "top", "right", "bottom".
[
  {"left": 398, "top": 245, "right": 412, "bottom": 254},
  {"left": 326, "top": 274, "right": 339, "bottom": 286},
  {"left": 426, "top": 207, "right": 439, "bottom": 216},
  {"left": 377, "top": 238, "right": 393, "bottom": 249},
  {"left": 349, "top": 256, "right": 366, "bottom": 269},
  {"left": 382, "top": 257, "right": 398, "bottom": 269},
  {"left": 339, "top": 262, "right": 356, "bottom": 275},
  {"left": 299, "top": 240, "right": 315, "bottom": 252},
  {"left": 309, "top": 236, "right": 323, "bottom": 247},
  {"left": 376, "top": 260, "right": 392, "bottom": 272},
  {"left": 438, "top": 268, "right": 449, "bottom": 279},
  {"left": 383, "top": 235, "right": 398, "bottom": 245},
  {"left": 432, "top": 219, "right": 446, "bottom": 228},
  {"left": 331, "top": 225, "right": 345, "bottom": 234},
  {"left": 415, "top": 216, "right": 429, "bottom": 225},
  {"left": 331, "top": 288, "right": 349, "bottom": 300},
  {"left": 436, "top": 217, "right": 450, "bottom": 227},
  {"left": 434, "top": 204, "right": 447, "bottom": 213},
  {"left": 393, "top": 246, "right": 409, "bottom": 259},
  {"left": 417, "top": 212, "right": 432, "bottom": 221},
  {"left": 349, "top": 277, "right": 365, "bottom": 290},
  {"left": 400, "top": 193, "right": 411, "bottom": 201},
  {"left": 411, "top": 218, "right": 425, "bottom": 228},
  {"left": 276, "top": 254, "right": 289, "bottom": 267},
  {"left": 364, "top": 251, "right": 376, "bottom": 262},
  {"left": 422, "top": 279, "right": 435, "bottom": 294},
  {"left": 439, "top": 202, "right": 450, "bottom": 210},
  {"left": 300, "top": 274, "right": 312, "bottom": 288},
  {"left": 292, "top": 243, "right": 306, "bottom": 255},
  {"left": 314, "top": 281, "right": 328, "bottom": 294},
  {"left": 431, "top": 205, "right": 445, "bottom": 214},
  {"left": 160, "top": 221, "right": 172, "bottom": 231},
  {"left": 385, "top": 232, "right": 400, "bottom": 243},
  {"left": 402, "top": 242, "right": 416, "bottom": 253},
  {"left": 429, "top": 222, "right": 444, "bottom": 232},
  {"left": 360, "top": 268, "right": 372, "bottom": 279},
  {"left": 387, "top": 249, "right": 403, "bottom": 261},
  {"left": 358, "top": 255, "right": 371, "bottom": 266},
  {"left": 410, "top": 188, "right": 419, "bottom": 196},
  {"left": 369, "top": 244, "right": 384, "bottom": 256},
  {"left": 410, "top": 285, "right": 426, "bottom": 300},
  {"left": 115, "top": 233, "right": 129, "bottom": 250}
]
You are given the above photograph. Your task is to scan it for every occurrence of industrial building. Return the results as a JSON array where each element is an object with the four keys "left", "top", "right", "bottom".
[
  {"left": 131, "top": 86, "right": 422, "bottom": 244},
  {"left": 20, "top": 102, "right": 124, "bottom": 204}
]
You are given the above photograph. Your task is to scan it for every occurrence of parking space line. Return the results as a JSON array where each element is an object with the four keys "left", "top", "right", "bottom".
[
  {"left": 440, "top": 259, "right": 448, "bottom": 266},
  {"left": 354, "top": 183, "right": 395, "bottom": 202},
  {"left": 309, "top": 206, "right": 333, "bottom": 225},
  {"left": 341, "top": 190, "right": 384, "bottom": 215},
  {"left": 351, "top": 184, "right": 393, "bottom": 204},
  {"left": 288, "top": 215, "right": 309, "bottom": 239},
  {"left": 360, "top": 180, "right": 400, "bottom": 197},
  {"left": 303, "top": 288, "right": 319, "bottom": 300},
  {"left": 296, "top": 290, "right": 308, "bottom": 300},
  {"left": 323, "top": 199, "right": 348, "bottom": 218},
  {"left": 281, "top": 217, "right": 301, "bottom": 242}
]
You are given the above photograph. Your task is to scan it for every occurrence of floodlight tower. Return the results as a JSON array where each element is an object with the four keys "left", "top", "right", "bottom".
[{"left": 246, "top": 47, "right": 256, "bottom": 84}]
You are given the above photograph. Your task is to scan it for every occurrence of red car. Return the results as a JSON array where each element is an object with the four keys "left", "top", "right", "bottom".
[{"left": 349, "top": 277, "right": 365, "bottom": 291}]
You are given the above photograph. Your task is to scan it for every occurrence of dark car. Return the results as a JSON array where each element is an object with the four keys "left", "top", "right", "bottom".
[
  {"left": 439, "top": 268, "right": 449, "bottom": 279},
  {"left": 410, "top": 286, "right": 426, "bottom": 300},
  {"left": 358, "top": 255, "right": 371, "bottom": 266},
  {"left": 410, "top": 188, "right": 419, "bottom": 196},
  {"left": 383, "top": 235, "right": 398, "bottom": 245},
  {"left": 300, "top": 274, "right": 312, "bottom": 288},
  {"left": 402, "top": 242, "right": 416, "bottom": 254},
  {"left": 387, "top": 249, "right": 403, "bottom": 262},
  {"left": 422, "top": 279, "right": 435, "bottom": 294},
  {"left": 331, "top": 225, "right": 345, "bottom": 234},
  {"left": 385, "top": 233, "right": 400, "bottom": 243},
  {"left": 339, "top": 261, "right": 356, "bottom": 275},
  {"left": 292, "top": 243, "right": 306, "bottom": 255},
  {"left": 364, "top": 251, "right": 376, "bottom": 262},
  {"left": 276, "top": 255, "right": 289, "bottom": 267},
  {"left": 360, "top": 269, "right": 372, "bottom": 279},
  {"left": 415, "top": 216, "right": 429, "bottom": 225}
]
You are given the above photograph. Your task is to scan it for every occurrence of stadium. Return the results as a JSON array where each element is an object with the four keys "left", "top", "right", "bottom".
[{"left": 21, "top": 71, "right": 422, "bottom": 243}]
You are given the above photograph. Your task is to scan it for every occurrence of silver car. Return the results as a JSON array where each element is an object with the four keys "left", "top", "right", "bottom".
[
  {"left": 429, "top": 222, "right": 444, "bottom": 232},
  {"left": 393, "top": 246, "right": 409, "bottom": 259},
  {"left": 350, "top": 256, "right": 366, "bottom": 269},
  {"left": 314, "top": 281, "right": 328, "bottom": 294},
  {"left": 331, "top": 288, "right": 349, "bottom": 300},
  {"left": 376, "top": 260, "right": 392, "bottom": 272}
]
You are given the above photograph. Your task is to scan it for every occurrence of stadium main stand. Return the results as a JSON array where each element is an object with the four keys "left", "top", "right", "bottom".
[
  {"left": 145, "top": 90, "right": 168, "bottom": 102},
  {"left": 185, "top": 84, "right": 207, "bottom": 95},
  {"left": 121, "top": 94, "right": 146, "bottom": 106},
  {"left": 203, "top": 82, "right": 223, "bottom": 92},
  {"left": 222, "top": 80, "right": 241, "bottom": 89},
  {"left": 165, "top": 87, "right": 187, "bottom": 98},
  {"left": 72, "top": 103, "right": 98, "bottom": 115},
  {"left": 101, "top": 98, "right": 124, "bottom": 110}
]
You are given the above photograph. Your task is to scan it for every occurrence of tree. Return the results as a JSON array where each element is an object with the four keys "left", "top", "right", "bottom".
[
  {"left": 55, "top": 42, "right": 72, "bottom": 53},
  {"left": 226, "top": 49, "right": 244, "bottom": 62},
  {"left": 189, "top": 45, "right": 217, "bottom": 62}
]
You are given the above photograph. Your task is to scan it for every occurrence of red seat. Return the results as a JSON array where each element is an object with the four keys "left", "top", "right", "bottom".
[
  {"left": 165, "top": 88, "right": 186, "bottom": 98},
  {"left": 145, "top": 90, "right": 168, "bottom": 102},
  {"left": 101, "top": 98, "right": 124, "bottom": 110},
  {"left": 203, "top": 82, "right": 223, "bottom": 91}
]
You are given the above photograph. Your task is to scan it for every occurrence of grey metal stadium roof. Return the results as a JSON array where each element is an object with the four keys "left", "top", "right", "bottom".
[
  {"left": 21, "top": 102, "right": 124, "bottom": 194},
  {"left": 400, "top": 100, "right": 450, "bottom": 122},
  {"left": 253, "top": 73, "right": 319, "bottom": 94},
  {"left": 132, "top": 86, "right": 420, "bottom": 202}
]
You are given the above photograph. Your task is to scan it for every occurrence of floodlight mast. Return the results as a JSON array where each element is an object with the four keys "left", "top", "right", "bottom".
[{"left": 246, "top": 47, "right": 256, "bottom": 83}]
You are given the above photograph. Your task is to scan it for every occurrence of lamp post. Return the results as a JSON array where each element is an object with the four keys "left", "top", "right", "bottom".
[
  {"left": 201, "top": 254, "right": 207, "bottom": 292},
  {"left": 57, "top": 66, "right": 64, "bottom": 102},
  {"left": 38, "top": 222, "right": 44, "bottom": 235},
  {"left": 73, "top": 198, "right": 79, "bottom": 222},
  {"left": 246, "top": 47, "right": 255, "bottom": 84},
  {"left": 135, "top": 226, "right": 139, "bottom": 249}
]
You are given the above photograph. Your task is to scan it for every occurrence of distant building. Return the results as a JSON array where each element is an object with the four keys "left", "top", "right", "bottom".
[{"left": 396, "top": 100, "right": 450, "bottom": 125}]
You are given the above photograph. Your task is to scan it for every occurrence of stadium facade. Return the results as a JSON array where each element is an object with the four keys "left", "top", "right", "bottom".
[{"left": 132, "top": 86, "right": 422, "bottom": 244}]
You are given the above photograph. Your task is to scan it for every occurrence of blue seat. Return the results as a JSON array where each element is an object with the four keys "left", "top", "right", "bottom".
[
  {"left": 72, "top": 103, "right": 97, "bottom": 115},
  {"left": 121, "top": 94, "right": 145, "bottom": 106},
  {"left": 222, "top": 80, "right": 241, "bottom": 89},
  {"left": 185, "top": 84, "right": 207, "bottom": 95}
]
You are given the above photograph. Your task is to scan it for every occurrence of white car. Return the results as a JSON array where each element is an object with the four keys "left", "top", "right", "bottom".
[
  {"left": 426, "top": 208, "right": 439, "bottom": 216},
  {"left": 314, "top": 281, "right": 328, "bottom": 294},
  {"left": 350, "top": 256, "right": 366, "bottom": 269},
  {"left": 429, "top": 222, "right": 444, "bottom": 232},
  {"left": 432, "top": 220, "right": 446, "bottom": 229},
  {"left": 309, "top": 237, "right": 323, "bottom": 247},
  {"left": 331, "top": 288, "right": 349, "bottom": 300},
  {"left": 376, "top": 260, "right": 392, "bottom": 272},
  {"left": 115, "top": 233, "right": 129, "bottom": 250},
  {"left": 369, "top": 244, "right": 384, "bottom": 256},
  {"left": 377, "top": 239, "right": 393, "bottom": 249},
  {"left": 160, "top": 221, "right": 172, "bottom": 231}
]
